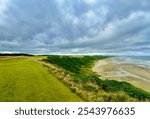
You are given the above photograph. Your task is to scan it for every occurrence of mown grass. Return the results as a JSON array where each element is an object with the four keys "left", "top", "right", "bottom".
[{"left": 0, "top": 56, "right": 82, "bottom": 102}]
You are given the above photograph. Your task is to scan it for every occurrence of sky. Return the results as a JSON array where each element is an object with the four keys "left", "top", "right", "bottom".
[{"left": 0, "top": 0, "right": 150, "bottom": 55}]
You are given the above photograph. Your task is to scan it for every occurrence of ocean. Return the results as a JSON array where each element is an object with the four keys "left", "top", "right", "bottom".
[
  {"left": 112, "top": 56, "right": 150, "bottom": 69},
  {"left": 127, "top": 56, "right": 150, "bottom": 61}
]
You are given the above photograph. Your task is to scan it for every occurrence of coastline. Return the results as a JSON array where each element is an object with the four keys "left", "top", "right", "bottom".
[{"left": 93, "top": 58, "right": 150, "bottom": 92}]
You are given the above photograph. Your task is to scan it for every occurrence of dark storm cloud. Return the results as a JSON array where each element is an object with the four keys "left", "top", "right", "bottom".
[{"left": 0, "top": 0, "right": 150, "bottom": 55}]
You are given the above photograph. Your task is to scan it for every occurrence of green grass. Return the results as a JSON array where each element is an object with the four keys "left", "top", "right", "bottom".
[
  {"left": 0, "top": 56, "right": 82, "bottom": 102},
  {"left": 45, "top": 56, "right": 150, "bottom": 101},
  {"left": 46, "top": 55, "right": 108, "bottom": 74}
]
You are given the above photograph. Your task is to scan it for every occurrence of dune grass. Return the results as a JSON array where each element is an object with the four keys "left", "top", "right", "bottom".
[
  {"left": 45, "top": 56, "right": 150, "bottom": 101},
  {"left": 0, "top": 56, "right": 82, "bottom": 102}
]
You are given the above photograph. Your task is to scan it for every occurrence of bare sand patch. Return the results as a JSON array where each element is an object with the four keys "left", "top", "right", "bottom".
[{"left": 93, "top": 58, "right": 150, "bottom": 92}]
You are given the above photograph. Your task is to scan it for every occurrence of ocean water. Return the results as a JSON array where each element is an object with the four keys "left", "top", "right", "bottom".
[
  {"left": 112, "top": 56, "right": 150, "bottom": 69},
  {"left": 127, "top": 56, "right": 150, "bottom": 61}
]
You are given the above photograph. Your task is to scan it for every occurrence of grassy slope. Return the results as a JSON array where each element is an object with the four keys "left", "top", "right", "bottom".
[
  {"left": 0, "top": 56, "right": 82, "bottom": 102},
  {"left": 46, "top": 56, "right": 150, "bottom": 101}
]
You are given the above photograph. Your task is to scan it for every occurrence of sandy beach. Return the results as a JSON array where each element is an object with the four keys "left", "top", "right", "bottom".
[{"left": 93, "top": 58, "right": 150, "bottom": 92}]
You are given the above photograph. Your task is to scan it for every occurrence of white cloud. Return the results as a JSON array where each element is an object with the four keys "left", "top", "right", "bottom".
[
  {"left": 83, "top": 10, "right": 99, "bottom": 26},
  {"left": 31, "top": 33, "right": 49, "bottom": 47},
  {"left": 99, "top": 6, "right": 109, "bottom": 16},
  {"left": 0, "top": 0, "right": 150, "bottom": 55},
  {"left": 53, "top": 37, "right": 70, "bottom": 46},
  {"left": 92, "top": 11, "right": 150, "bottom": 43},
  {"left": 84, "top": 0, "right": 97, "bottom": 5},
  {"left": 0, "top": 0, "right": 10, "bottom": 15},
  {"left": 65, "top": 11, "right": 150, "bottom": 53},
  {"left": 55, "top": 0, "right": 64, "bottom": 6},
  {"left": 0, "top": 39, "right": 20, "bottom": 47},
  {"left": 0, "top": 0, "right": 11, "bottom": 25}
]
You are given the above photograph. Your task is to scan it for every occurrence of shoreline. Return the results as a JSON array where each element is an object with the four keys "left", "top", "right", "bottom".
[{"left": 93, "top": 58, "right": 150, "bottom": 92}]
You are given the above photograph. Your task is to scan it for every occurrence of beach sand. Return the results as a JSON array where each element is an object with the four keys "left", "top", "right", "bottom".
[{"left": 93, "top": 58, "right": 150, "bottom": 92}]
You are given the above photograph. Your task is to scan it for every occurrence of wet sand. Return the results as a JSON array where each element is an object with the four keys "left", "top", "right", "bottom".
[{"left": 93, "top": 58, "right": 150, "bottom": 92}]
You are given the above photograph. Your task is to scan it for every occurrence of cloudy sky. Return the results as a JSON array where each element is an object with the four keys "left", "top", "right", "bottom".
[{"left": 0, "top": 0, "right": 150, "bottom": 55}]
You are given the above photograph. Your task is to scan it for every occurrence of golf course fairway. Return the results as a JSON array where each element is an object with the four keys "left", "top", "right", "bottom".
[{"left": 0, "top": 56, "right": 82, "bottom": 102}]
